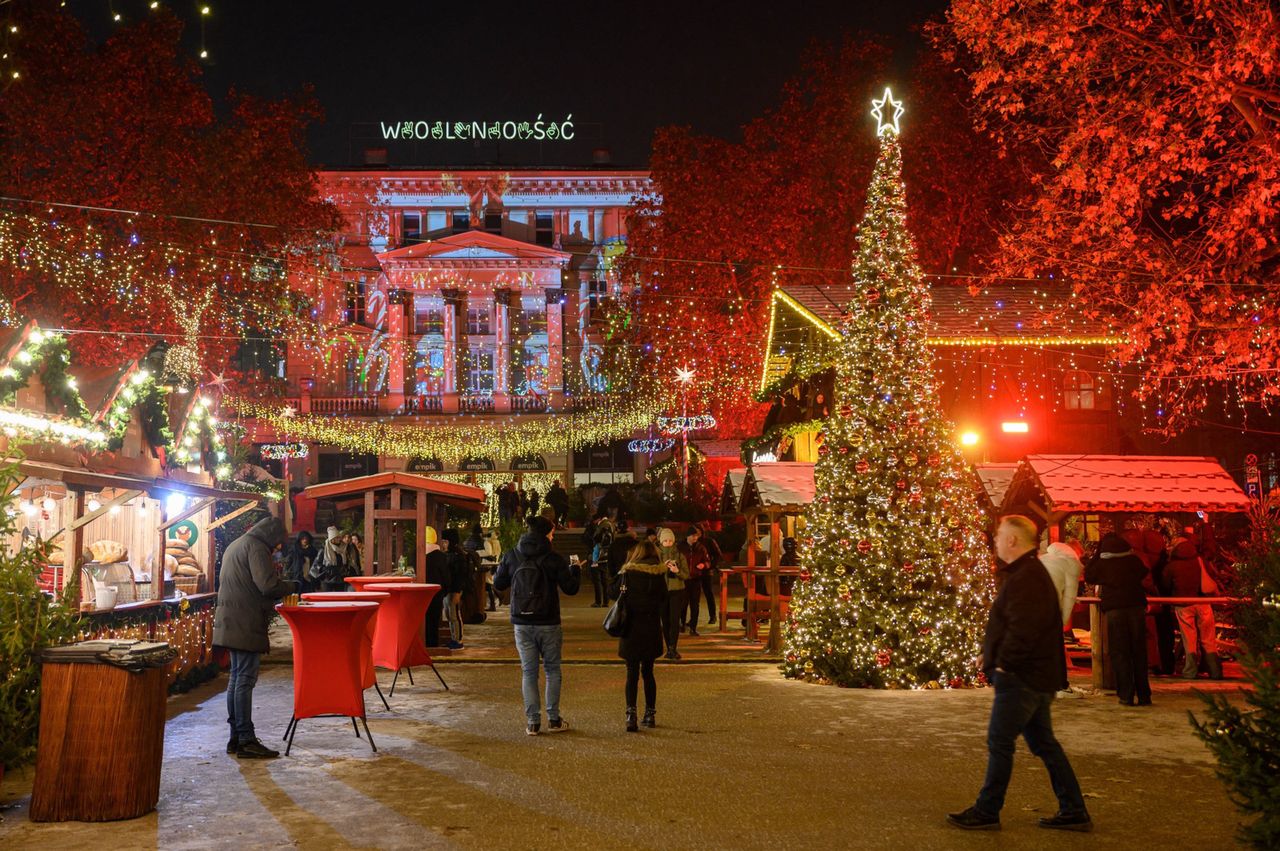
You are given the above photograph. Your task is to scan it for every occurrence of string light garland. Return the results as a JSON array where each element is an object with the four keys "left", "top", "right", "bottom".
[{"left": 783, "top": 90, "right": 994, "bottom": 690}]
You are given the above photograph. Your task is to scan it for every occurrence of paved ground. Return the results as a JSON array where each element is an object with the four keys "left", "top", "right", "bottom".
[{"left": 0, "top": 593, "right": 1251, "bottom": 849}]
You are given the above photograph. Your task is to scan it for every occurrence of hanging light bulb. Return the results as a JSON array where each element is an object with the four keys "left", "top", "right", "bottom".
[
  {"left": 109, "top": 504, "right": 122, "bottom": 516},
  {"left": 41, "top": 496, "right": 56, "bottom": 511},
  {"left": 87, "top": 497, "right": 102, "bottom": 512},
  {"left": 20, "top": 500, "right": 36, "bottom": 516}
]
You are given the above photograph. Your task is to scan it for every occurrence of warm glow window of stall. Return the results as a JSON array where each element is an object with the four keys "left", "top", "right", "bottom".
[{"left": 1063, "top": 370, "right": 1110, "bottom": 410}]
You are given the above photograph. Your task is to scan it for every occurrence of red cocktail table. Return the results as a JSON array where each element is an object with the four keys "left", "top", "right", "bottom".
[
  {"left": 276, "top": 601, "right": 379, "bottom": 755},
  {"left": 366, "top": 582, "right": 446, "bottom": 693},
  {"left": 347, "top": 575, "right": 413, "bottom": 591},
  {"left": 301, "top": 591, "right": 392, "bottom": 710}
]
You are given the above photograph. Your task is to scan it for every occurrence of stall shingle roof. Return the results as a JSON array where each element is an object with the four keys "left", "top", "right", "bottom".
[
  {"left": 740, "top": 462, "right": 815, "bottom": 512},
  {"left": 976, "top": 463, "right": 1019, "bottom": 510},
  {"left": 1008, "top": 455, "right": 1250, "bottom": 514}
]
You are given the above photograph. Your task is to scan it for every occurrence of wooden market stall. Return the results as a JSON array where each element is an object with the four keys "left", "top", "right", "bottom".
[
  {"left": 302, "top": 471, "right": 486, "bottom": 580},
  {"left": 725, "top": 462, "right": 814, "bottom": 654},
  {"left": 975, "top": 463, "right": 1018, "bottom": 519},
  {"left": 1000, "top": 454, "right": 1252, "bottom": 689}
]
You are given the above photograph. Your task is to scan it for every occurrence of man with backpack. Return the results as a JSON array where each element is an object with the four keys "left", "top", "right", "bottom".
[{"left": 492, "top": 515, "right": 580, "bottom": 735}]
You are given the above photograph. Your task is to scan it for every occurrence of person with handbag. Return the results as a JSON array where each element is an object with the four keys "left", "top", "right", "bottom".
[
  {"left": 1165, "top": 538, "right": 1223, "bottom": 679},
  {"left": 609, "top": 539, "right": 668, "bottom": 732}
]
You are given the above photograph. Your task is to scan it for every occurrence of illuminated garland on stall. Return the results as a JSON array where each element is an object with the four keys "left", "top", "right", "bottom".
[
  {"left": 76, "top": 597, "right": 218, "bottom": 694},
  {"left": 259, "top": 442, "right": 309, "bottom": 460},
  {"left": 173, "top": 396, "right": 230, "bottom": 480}
]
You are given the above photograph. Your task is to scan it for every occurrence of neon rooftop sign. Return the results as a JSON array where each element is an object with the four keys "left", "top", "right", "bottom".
[{"left": 380, "top": 115, "right": 576, "bottom": 142}]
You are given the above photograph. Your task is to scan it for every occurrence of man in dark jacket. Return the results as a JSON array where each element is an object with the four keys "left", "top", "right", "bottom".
[
  {"left": 213, "top": 516, "right": 296, "bottom": 759},
  {"left": 949, "top": 515, "right": 1091, "bottom": 833},
  {"left": 546, "top": 480, "right": 570, "bottom": 526},
  {"left": 441, "top": 528, "right": 468, "bottom": 650},
  {"left": 1084, "top": 533, "right": 1152, "bottom": 705},
  {"left": 606, "top": 521, "right": 637, "bottom": 602},
  {"left": 492, "top": 515, "right": 580, "bottom": 735}
]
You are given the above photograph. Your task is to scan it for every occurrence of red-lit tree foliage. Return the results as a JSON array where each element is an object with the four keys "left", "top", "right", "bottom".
[
  {"left": 621, "top": 35, "right": 1028, "bottom": 437},
  {"left": 0, "top": 2, "right": 339, "bottom": 372},
  {"left": 943, "top": 0, "right": 1280, "bottom": 430}
]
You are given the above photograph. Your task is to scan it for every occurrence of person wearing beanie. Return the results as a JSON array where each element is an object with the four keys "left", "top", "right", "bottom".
[
  {"left": 1084, "top": 533, "right": 1152, "bottom": 706},
  {"left": 423, "top": 526, "right": 448, "bottom": 647},
  {"left": 316, "top": 526, "right": 348, "bottom": 592},
  {"left": 492, "top": 513, "right": 580, "bottom": 735},
  {"left": 656, "top": 528, "right": 689, "bottom": 660}
]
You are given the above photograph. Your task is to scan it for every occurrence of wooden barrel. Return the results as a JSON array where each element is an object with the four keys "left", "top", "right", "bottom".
[{"left": 30, "top": 661, "right": 167, "bottom": 822}]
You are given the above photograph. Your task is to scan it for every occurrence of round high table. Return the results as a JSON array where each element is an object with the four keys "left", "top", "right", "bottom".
[
  {"left": 276, "top": 601, "right": 379, "bottom": 755},
  {"left": 301, "top": 591, "right": 392, "bottom": 710},
  {"left": 366, "top": 582, "right": 446, "bottom": 694},
  {"left": 347, "top": 575, "right": 414, "bottom": 592}
]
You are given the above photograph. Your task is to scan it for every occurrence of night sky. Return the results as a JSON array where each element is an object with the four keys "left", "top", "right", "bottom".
[{"left": 91, "top": 0, "right": 948, "bottom": 169}]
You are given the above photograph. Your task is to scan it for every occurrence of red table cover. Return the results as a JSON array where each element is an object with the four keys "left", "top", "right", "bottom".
[
  {"left": 347, "top": 575, "right": 414, "bottom": 591},
  {"left": 277, "top": 601, "right": 378, "bottom": 720},
  {"left": 365, "top": 583, "right": 441, "bottom": 672},
  {"left": 300, "top": 592, "right": 390, "bottom": 689}
]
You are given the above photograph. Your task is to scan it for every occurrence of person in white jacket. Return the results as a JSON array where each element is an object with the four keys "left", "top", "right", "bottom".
[
  {"left": 1040, "top": 542, "right": 1085, "bottom": 698},
  {"left": 1039, "top": 542, "right": 1083, "bottom": 629}
]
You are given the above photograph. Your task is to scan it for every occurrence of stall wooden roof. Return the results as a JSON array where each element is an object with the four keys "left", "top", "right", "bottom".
[
  {"left": 303, "top": 471, "right": 485, "bottom": 512},
  {"left": 976, "top": 463, "right": 1019, "bottom": 511},
  {"left": 721, "top": 468, "right": 748, "bottom": 515},
  {"left": 1004, "top": 455, "right": 1250, "bottom": 514},
  {"left": 739, "top": 462, "right": 816, "bottom": 513},
  {"left": 12, "top": 458, "right": 266, "bottom": 502}
]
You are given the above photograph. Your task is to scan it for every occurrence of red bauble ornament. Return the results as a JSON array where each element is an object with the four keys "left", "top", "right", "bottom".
[
  {"left": 927, "top": 453, "right": 940, "bottom": 467},
  {"left": 838, "top": 404, "right": 853, "bottom": 418},
  {"left": 952, "top": 538, "right": 964, "bottom": 552},
  {"left": 864, "top": 287, "right": 881, "bottom": 304},
  {"left": 907, "top": 413, "right": 919, "bottom": 426},
  {"left": 902, "top": 561, "right": 915, "bottom": 573},
  {"left": 855, "top": 459, "right": 870, "bottom": 474},
  {"left": 909, "top": 492, "right": 922, "bottom": 504},
  {"left": 876, "top": 649, "right": 892, "bottom": 668},
  {"left": 857, "top": 538, "right": 872, "bottom": 554},
  {"left": 941, "top": 479, "right": 953, "bottom": 490},
  {"left": 895, "top": 479, "right": 907, "bottom": 491},
  {"left": 949, "top": 677, "right": 965, "bottom": 689},
  {"left": 799, "top": 569, "right": 811, "bottom": 582},
  {"left": 838, "top": 445, "right": 850, "bottom": 455}
]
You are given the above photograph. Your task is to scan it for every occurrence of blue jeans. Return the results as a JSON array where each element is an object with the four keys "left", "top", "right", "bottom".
[
  {"left": 975, "top": 670, "right": 1087, "bottom": 818},
  {"left": 226, "top": 650, "right": 261, "bottom": 743},
  {"left": 513, "top": 624, "right": 563, "bottom": 724}
]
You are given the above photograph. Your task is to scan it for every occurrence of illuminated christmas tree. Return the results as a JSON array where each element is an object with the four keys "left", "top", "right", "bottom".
[{"left": 782, "top": 89, "right": 993, "bottom": 689}]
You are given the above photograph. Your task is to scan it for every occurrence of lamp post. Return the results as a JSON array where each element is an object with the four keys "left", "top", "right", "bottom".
[{"left": 675, "top": 366, "right": 695, "bottom": 498}]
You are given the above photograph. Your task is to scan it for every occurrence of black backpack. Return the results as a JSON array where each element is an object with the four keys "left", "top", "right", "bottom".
[{"left": 510, "top": 553, "right": 550, "bottom": 618}]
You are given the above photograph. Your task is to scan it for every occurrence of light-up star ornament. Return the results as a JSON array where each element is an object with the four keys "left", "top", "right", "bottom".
[
  {"left": 871, "top": 87, "right": 904, "bottom": 137},
  {"left": 675, "top": 366, "right": 696, "bottom": 384}
]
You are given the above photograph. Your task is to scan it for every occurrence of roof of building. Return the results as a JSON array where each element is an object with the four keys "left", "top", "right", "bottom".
[
  {"left": 377, "top": 229, "right": 570, "bottom": 264},
  {"left": 976, "top": 463, "right": 1019, "bottom": 510},
  {"left": 1005, "top": 455, "right": 1251, "bottom": 514},
  {"left": 777, "top": 282, "right": 1119, "bottom": 345},
  {"left": 739, "top": 462, "right": 816, "bottom": 512},
  {"left": 303, "top": 471, "right": 486, "bottom": 512}
]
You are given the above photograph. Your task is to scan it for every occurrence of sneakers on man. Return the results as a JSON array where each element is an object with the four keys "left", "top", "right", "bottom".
[
  {"left": 236, "top": 738, "right": 281, "bottom": 759},
  {"left": 226, "top": 735, "right": 238, "bottom": 755},
  {"left": 526, "top": 722, "right": 540, "bottom": 736},
  {"left": 946, "top": 807, "right": 1000, "bottom": 830},
  {"left": 546, "top": 718, "right": 569, "bottom": 733},
  {"left": 446, "top": 640, "right": 464, "bottom": 650},
  {"left": 1039, "top": 812, "right": 1093, "bottom": 832}
]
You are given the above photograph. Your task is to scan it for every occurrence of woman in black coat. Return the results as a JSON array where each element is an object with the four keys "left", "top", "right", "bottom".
[
  {"left": 611, "top": 539, "right": 668, "bottom": 732},
  {"left": 1084, "top": 533, "right": 1153, "bottom": 706}
]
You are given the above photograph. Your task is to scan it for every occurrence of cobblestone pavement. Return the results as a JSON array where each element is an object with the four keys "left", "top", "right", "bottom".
[{"left": 0, "top": 593, "right": 1249, "bottom": 849}]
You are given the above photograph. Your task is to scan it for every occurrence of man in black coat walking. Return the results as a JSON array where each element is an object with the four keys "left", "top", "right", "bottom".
[{"left": 948, "top": 515, "right": 1091, "bottom": 832}]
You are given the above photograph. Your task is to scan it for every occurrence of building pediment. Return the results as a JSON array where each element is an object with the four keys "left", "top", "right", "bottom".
[{"left": 376, "top": 230, "right": 570, "bottom": 267}]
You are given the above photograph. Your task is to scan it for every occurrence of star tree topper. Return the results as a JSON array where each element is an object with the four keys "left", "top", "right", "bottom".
[{"left": 871, "top": 87, "right": 903, "bottom": 137}]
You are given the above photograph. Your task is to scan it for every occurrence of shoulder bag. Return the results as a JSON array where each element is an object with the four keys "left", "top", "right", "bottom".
[{"left": 603, "top": 572, "right": 629, "bottom": 637}]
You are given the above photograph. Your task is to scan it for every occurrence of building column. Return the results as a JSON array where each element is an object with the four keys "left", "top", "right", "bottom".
[
  {"left": 494, "top": 288, "right": 512, "bottom": 412},
  {"left": 382, "top": 288, "right": 407, "bottom": 414},
  {"left": 441, "top": 288, "right": 461, "bottom": 413},
  {"left": 545, "top": 288, "right": 565, "bottom": 407}
]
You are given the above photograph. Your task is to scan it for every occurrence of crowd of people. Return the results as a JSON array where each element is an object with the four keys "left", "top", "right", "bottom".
[{"left": 496, "top": 479, "right": 569, "bottom": 526}]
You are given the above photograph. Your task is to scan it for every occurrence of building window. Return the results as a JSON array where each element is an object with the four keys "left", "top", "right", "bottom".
[
  {"left": 535, "top": 211, "right": 554, "bottom": 246},
  {"left": 452, "top": 211, "right": 470, "bottom": 232},
  {"left": 484, "top": 211, "right": 503, "bottom": 233},
  {"left": 414, "top": 297, "right": 445, "bottom": 335},
  {"left": 411, "top": 341, "right": 444, "bottom": 395},
  {"left": 402, "top": 212, "right": 421, "bottom": 244},
  {"left": 344, "top": 352, "right": 369, "bottom": 395},
  {"left": 345, "top": 280, "right": 367, "bottom": 325},
  {"left": 466, "top": 306, "right": 491, "bottom": 336},
  {"left": 466, "top": 347, "right": 495, "bottom": 395},
  {"left": 1063, "top": 370, "right": 1109, "bottom": 410}
]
